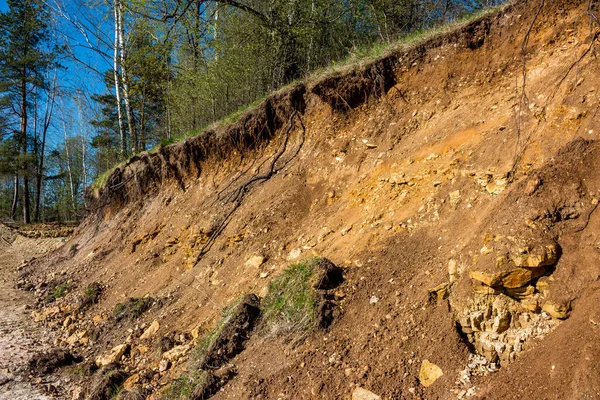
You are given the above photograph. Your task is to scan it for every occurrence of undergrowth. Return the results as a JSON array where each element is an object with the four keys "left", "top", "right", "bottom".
[
  {"left": 52, "top": 283, "right": 71, "bottom": 299},
  {"left": 260, "top": 257, "right": 321, "bottom": 337},
  {"left": 159, "top": 371, "right": 210, "bottom": 399},
  {"left": 113, "top": 297, "right": 153, "bottom": 321}
]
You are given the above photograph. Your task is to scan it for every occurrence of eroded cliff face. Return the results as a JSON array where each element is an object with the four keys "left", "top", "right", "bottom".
[{"left": 15, "top": 0, "right": 600, "bottom": 398}]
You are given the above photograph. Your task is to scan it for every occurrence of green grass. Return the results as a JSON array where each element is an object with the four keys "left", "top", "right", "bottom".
[
  {"left": 91, "top": 167, "right": 117, "bottom": 190},
  {"left": 159, "top": 373, "right": 208, "bottom": 399},
  {"left": 260, "top": 258, "right": 321, "bottom": 337},
  {"left": 188, "top": 297, "right": 243, "bottom": 369},
  {"left": 52, "top": 283, "right": 71, "bottom": 299}
]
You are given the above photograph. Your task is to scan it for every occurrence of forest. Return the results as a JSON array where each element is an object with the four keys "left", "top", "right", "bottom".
[{"left": 0, "top": 0, "right": 502, "bottom": 223}]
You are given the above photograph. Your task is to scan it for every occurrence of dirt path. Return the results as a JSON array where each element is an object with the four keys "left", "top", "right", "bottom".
[{"left": 0, "top": 232, "right": 65, "bottom": 399}]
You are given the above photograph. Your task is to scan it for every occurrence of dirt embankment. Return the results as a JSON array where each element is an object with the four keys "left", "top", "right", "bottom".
[{"left": 12, "top": 0, "right": 600, "bottom": 399}]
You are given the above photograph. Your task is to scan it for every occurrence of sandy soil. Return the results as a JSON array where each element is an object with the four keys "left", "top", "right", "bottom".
[{"left": 0, "top": 231, "right": 65, "bottom": 399}]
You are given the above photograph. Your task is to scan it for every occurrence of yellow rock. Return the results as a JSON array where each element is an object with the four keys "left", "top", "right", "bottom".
[
  {"left": 469, "top": 270, "right": 502, "bottom": 287},
  {"left": 123, "top": 373, "right": 140, "bottom": 391},
  {"left": 163, "top": 344, "right": 191, "bottom": 362},
  {"left": 140, "top": 320, "right": 160, "bottom": 340},
  {"left": 542, "top": 301, "right": 570, "bottom": 319},
  {"left": 190, "top": 326, "right": 202, "bottom": 341},
  {"left": 245, "top": 255, "right": 265, "bottom": 268},
  {"left": 511, "top": 244, "right": 557, "bottom": 267},
  {"left": 428, "top": 282, "right": 450, "bottom": 303},
  {"left": 419, "top": 359, "right": 444, "bottom": 387},
  {"left": 470, "top": 267, "right": 546, "bottom": 289},
  {"left": 96, "top": 344, "right": 129, "bottom": 367}
]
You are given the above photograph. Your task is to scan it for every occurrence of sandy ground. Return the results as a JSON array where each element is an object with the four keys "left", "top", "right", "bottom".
[{"left": 0, "top": 233, "right": 65, "bottom": 399}]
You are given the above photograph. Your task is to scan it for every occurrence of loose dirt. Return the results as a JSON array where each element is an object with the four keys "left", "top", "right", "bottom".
[
  {"left": 0, "top": 226, "right": 67, "bottom": 399},
  {"left": 10, "top": 1, "right": 600, "bottom": 399}
]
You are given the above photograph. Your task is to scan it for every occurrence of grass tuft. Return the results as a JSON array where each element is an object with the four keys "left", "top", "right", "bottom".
[
  {"left": 261, "top": 257, "right": 321, "bottom": 337},
  {"left": 52, "top": 283, "right": 71, "bottom": 299},
  {"left": 159, "top": 371, "right": 210, "bottom": 399}
]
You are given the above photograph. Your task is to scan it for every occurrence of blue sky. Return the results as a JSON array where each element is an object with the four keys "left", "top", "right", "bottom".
[{"left": 0, "top": 0, "right": 110, "bottom": 160}]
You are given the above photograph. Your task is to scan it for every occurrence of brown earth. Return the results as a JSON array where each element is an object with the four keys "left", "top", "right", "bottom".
[{"left": 10, "top": 0, "right": 600, "bottom": 399}]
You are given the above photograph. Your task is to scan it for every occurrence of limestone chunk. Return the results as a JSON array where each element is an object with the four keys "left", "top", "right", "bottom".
[
  {"left": 96, "top": 344, "right": 129, "bottom": 367},
  {"left": 352, "top": 387, "right": 381, "bottom": 400},
  {"left": 140, "top": 320, "right": 160, "bottom": 340},
  {"left": 419, "top": 360, "right": 444, "bottom": 387},
  {"left": 542, "top": 301, "right": 570, "bottom": 319},
  {"left": 245, "top": 255, "right": 266, "bottom": 268},
  {"left": 163, "top": 344, "right": 191, "bottom": 362},
  {"left": 510, "top": 244, "right": 557, "bottom": 268}
]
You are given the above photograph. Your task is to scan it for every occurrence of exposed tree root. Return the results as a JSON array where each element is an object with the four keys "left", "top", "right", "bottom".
[{"left": 194, "top": 111, "right": 306, "bottom": 265}]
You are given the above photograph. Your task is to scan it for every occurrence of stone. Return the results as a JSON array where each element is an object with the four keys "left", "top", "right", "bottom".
[
  {"left": 140, "top": 320, "right": 160, "bottom": 340},
  {"left": 96, "top": 344, "right": 129, "bottom": 367},
  {"left": 524, "top": 177, "right": 541, "bottom": 195},
  {"left": 65, "top": 330, "right": 89, "bottom": 346},
  {"left": 521, "top": 296, "right": 540, "bottom": 312},
  {"left": 504, "top": 285, "right": 535, "bottom": 299},
  {"left": 486, "top": 178, "right": 507, "bottom": 195},
  {"left": 470, "top": 267, "right": 545, "bottom": 289},
  {"left": 510, "top": 244, "right": 557, "bottom": 268},
  {"left": 492, "top": 313, "right": 511, "bottom": 333},
  {"left": 190, "top": 326, "right": 202, "bottom": 341},
  {"left": 419, "top": 360, "right": 444, "bottom": 387},
  {"left": 288, "top": 248, "right": 302, "bottom": 260},
  {"left": 472, "top": 281, "right": 502, "bottom": 295},
  {"left": 448, "top": 259, "right": 459, "bottom": 282},
  {"left": 71, "top": 386, "right": 84, "bottom": 400},
  {"left": 163, "top": 344, "right": 191, "bottom": 362},
  {"left": 428, "top": 282, "right": 450, "bottom": 303},
  {"left": 449, "top": 190, "right": 461, "bottom": 206},
  {"left": 159, "top": 359, "right": 171, "bottom": 372},
  {"left": 63, "top": 316, "right": 74, "bottom": 329},
  {"left": 92, "top": 314, "right": 104, "bottom": 325},
  {"left": 245, "top": 255, "right": 265, "bottom": 269},
  {"left": 122, "top": 374, "right": 139, "bottom": 391},
  {"left": 542, "top": 301, "right": 570, "bottom": 319},
  {"left": 352, "top": 387, "right": 381, "bottom": 400}
]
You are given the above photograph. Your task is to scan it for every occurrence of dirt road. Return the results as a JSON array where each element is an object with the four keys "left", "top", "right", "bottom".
[{"left": 0, "top": 230, "right": 65, "bottom": 399}]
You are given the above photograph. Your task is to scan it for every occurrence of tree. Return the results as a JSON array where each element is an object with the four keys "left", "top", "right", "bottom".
[{"left": 0, "top": 0, "right": 55, "bottom": 223}]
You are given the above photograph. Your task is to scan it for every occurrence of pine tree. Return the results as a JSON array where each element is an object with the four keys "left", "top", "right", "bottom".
[{"left": 0, "top": 0, "right": 54, "bottom": 223}]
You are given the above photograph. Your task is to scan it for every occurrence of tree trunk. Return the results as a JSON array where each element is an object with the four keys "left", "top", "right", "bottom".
[
  {"left": 11, "top": 175, "right": 18, "bottom": 221},
  {"left": 113, "top": 0, "right": 126, "bottom": 155},
  {"left": 20, "top": 78, "right": 30, "bottom": 224},
  {"left": 116, "top": 0, "right": 137, "bottom": 153},
  {"left": 61, "top": 114, "right": 76, "bottom": 215},
  {"left": 35, "top": 71, "right": 56, "bottom": 222}
]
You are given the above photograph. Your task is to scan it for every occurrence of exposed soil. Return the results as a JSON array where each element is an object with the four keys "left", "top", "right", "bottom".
[
  {"left": 9, "top": 0, "right": 600, "bottom": 399},
  {"left": 0, "top": 226, "right": 67, "bottom": 399}
]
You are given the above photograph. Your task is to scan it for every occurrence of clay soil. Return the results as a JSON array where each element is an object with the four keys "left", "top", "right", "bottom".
[{"left": 8, "top": 0, "right": 600, "bottom": 399}]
